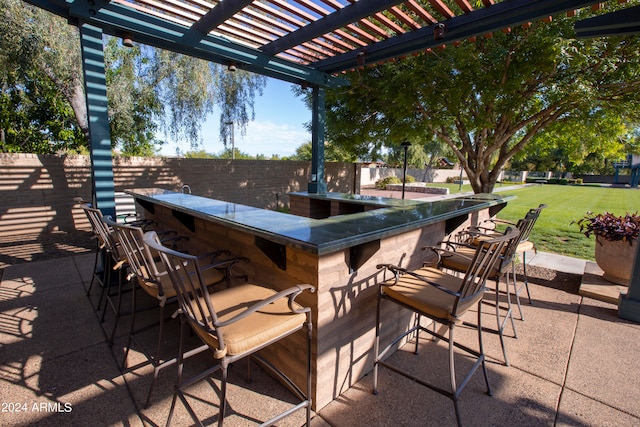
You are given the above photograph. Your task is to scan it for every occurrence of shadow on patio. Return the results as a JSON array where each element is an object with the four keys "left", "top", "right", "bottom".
[{"left": 1, "top": 243, "right": 639, "bottom": 426}]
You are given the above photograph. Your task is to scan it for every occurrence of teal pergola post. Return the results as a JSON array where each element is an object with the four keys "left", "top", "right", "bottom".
[
  {"left": 619, "top": 243, "right": 640, "bottom": 322},
  {"left": 308, "top": 86, "right": 327, "bottom": 194},
  {"left": 80, "top": 24, "right": 115, "bottom": 217}
]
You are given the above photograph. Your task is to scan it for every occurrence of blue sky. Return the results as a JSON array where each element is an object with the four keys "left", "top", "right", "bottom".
[{"left": 159, "top": 78, "right": 312, "bottom": 157}]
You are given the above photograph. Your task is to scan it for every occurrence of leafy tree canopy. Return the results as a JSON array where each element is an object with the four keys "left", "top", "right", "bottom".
[
  {"left": 0, "top": 0, "right": 85, "bottom": 152},
  {"left": 289, "top": 141, "right": 357, "bottom": 162},
  {"left": 0, "top": 0, "right": 266, "bottom": 156},
  {"left": 325, "top": 3, "right": 640, "bottom": 193},
  {"left": 184, "top": 148, "right": 262, "bottom": 160},
  {"left": 183, "top": 149, "right": 214, "bottom": 159},
  {"left": 509, "top": 111, "right": 639, "bottom": 175}
]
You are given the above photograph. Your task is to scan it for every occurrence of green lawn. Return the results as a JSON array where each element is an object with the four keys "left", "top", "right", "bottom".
[{"left": 488, "top": 184, "right": 640, "bottom": 260}]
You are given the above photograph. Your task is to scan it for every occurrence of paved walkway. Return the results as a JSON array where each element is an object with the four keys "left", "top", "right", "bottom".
[{"left": 1, "top": 251, "right": 639, "bottom": 426}]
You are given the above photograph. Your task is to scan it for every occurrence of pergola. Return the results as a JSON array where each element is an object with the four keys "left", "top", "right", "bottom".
[{"left": 22, "top": 0, "right": 640, "bottom": 320}]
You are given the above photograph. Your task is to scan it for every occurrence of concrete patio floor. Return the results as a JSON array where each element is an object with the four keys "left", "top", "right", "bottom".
[{"left": 1, "top": 250, "right": 639, "bottom": 427}]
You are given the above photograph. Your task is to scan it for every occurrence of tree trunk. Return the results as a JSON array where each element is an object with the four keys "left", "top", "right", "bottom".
[
  {"left": 481, "top": 181, "right": 495, "bottom": 193},
  {"left": 41, "top": 64, "right": 90, "bottom": 143},
  {"left": 67, "top": 81, "right": 89, "bottom": 141},
  {"left": 466, "top": 166, "right": 497, "bottom": 194}
]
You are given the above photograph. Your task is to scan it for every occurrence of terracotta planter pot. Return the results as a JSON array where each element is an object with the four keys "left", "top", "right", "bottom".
[{"left": 594, "top": 236, "right": 637, "bottom": 286}]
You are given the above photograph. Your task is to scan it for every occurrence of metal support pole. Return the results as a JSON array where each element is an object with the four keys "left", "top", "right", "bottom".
[
  {"left": 308, "top": 86, "right": 327, "bottom": 193},
  {"left": 80, "top": 24, "right": 115, "bottom": 217},
  {"left": 401, "top": 141, "right": 411, "bottom": 199}
]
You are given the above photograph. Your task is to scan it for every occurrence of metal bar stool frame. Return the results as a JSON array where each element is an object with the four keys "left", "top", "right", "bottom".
[
  {"left": 373, "top": 228, "right": 519, "bottom": 426},
  {"left": 144, "top": 231, "right": 314, "bottom": 427},
  {"left": 105, "top": 216, "right": 249, "bottom": 408}
]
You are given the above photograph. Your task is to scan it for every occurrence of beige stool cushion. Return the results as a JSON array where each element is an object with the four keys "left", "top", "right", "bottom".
[
  {"left": 517, "top": 240, "right": 535, "bottom": 253},
  {"left": 190, "top": 284, "right": 307, "bottom": 357},
  {"left": 472, "top": 232, "right": 536, "bottom": 254},
  {"left": 383, "top": 267, "right": 483, "bottom": 321}
]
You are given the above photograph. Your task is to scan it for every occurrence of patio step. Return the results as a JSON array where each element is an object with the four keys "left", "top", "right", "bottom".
[
  {"left": 579, "top": 261, "right": 628, "bottom": 305},
  {"left": 526, "top": 250, "right": 586, "bottom": 275}
]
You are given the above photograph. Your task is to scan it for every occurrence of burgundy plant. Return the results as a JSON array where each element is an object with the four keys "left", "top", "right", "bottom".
[{"left": 574, "top": 211, "right": 640, "bottom": 245}]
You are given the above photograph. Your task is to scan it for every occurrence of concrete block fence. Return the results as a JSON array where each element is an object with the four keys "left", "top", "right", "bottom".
[
  {"left": 0, "top": 154, "right": 355, "bottom": 237},
  {"left": 0, "top": 153, "right": 562, "bottom": 238}
]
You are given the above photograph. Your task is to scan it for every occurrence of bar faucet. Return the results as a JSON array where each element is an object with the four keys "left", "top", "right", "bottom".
[{"left": 181, "top": 184, "right": 191, "bottom": 194}]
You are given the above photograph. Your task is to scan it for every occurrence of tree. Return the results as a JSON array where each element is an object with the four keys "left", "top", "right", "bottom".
[
  {"left": 510, "top": 111, "right": 640, "bottom": 175},
  {"left": 152, "top": 50, "right": 266, "bottom": 152},
  {"left": 0, "top": 0, "right": 87, "bottom": 152},
  {"left": 0, "top": 72, "right": 85, "bottom": 153},
  {"left": 325, "top": 4, "right": 640, "bottom": 193},
  {"left": 290, "top": 142, "right": 312, "bottom": 160},
  {"left": 290, "top": 140, "right": 358, "bottom": 162},
  {"left": 216, "top": 147, "right": 255, "bottom": 160},
  {"left": 105, "top": 38, "right": 162, "bottom": 156},
  {"left": 184, "top": 149, "right": 214, "bottom": 158},
  {"left": 381, "top": 136, "right": 456, "bottom": 170},
  {"left": 0, "top": 0, "right": 266, "bottom": 155}
]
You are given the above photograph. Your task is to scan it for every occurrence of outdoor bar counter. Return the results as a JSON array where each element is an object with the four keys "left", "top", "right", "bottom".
[{"left": 126, "top": 188, "right": 513, "bottom": 410}]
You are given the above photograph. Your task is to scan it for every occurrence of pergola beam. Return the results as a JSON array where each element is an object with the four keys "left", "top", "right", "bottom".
[
  {"left": 26, "top": 0, "right": 345, "bottom": 87},
  {"left": 314, "top": 0, "right": 606, "bottom": 73},
  {"left": 191, "top": 0, "right": 253, "bottom": 34},
  {"left": 261, "top": 0, "right": 406, "bottom": 56},
  {"left": 575, "top": 4, "right": 640, "bottom": 37},
  {"left": 80, "top": 24, "right": 115, "bottom": 216}
]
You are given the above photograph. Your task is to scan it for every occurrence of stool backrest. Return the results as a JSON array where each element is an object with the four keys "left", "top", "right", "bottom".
[
  {"left": 516, "top": 210, "right": 542, "bottom": 245},
  {"left": 82, "top": 204, "right": 120, "bottom": 258},
  {"left": 103, "top": 216, "right": 165, "bottom": 288},
  {"left": 455, "top": 227, "right": 519, "bottom": 314}
]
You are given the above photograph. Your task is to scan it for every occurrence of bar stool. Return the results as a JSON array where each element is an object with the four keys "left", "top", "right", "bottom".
[
  {"left": 81, "top": 204, "right": 130, "bottom": 343},
  {"left": 456, "top": 204, "right": 547, "bottom": 320},
  {"left": 144, "top": 230, "right": 314, "bottom": 427},
  {"left": 513, "top": 205, "right": 547, "bottom": 319},
  {"left": 76, "top": 198, "right": 154, "bottom": 300},
  {"left": 82, "top": 202, "right": 162, "bottom": 343},
  {"left": 374, "top": 228, "right": 519, "bottom": 426},
  {"left": 434, "top": 214, "right": 538, "bottom": 366},
  {"left": 105, "top": 216, "right": 249, "bottom": 408}
]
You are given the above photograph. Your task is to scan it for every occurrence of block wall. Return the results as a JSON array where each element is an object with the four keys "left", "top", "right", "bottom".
[{"left": 0, "top": 154, "right": 355, "bottom": 237}]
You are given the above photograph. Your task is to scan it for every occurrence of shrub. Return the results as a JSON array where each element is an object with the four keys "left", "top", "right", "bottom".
[
  {"left": 375, "top": 176, "right": 401, "bottom": 189},
  {"left": 375, "top": 175, "right": 416, "bottom": 188},
  {"left": 526, "top": 177, "right": 545, "bottom": 183},
  {"left": 573, "top": 211, "right": 640, "bottom": 244}
]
